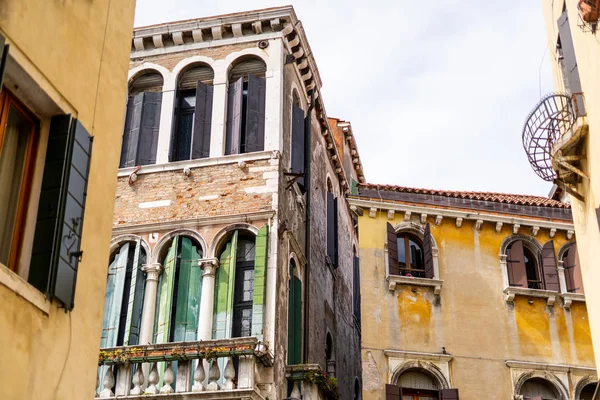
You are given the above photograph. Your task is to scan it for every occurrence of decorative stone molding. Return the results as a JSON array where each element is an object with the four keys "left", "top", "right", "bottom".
[
  {"left": 549, "top": 228, "right": 557, "bottom": 238},
  {"left": 109, "top": 235, "right": 152, "bottom": 260},
  {"left": 507, "top": 361, "right": 574, "bottom": 400},
  {"left": 513, "top": 224, "right": 521, "bottom": 234},
  {"left": 420, "top": 213, "right": 428, "bottom": 224},
  {"left": 404, "top": 211, "right": 412, "bottom": 222},
  {"left": 369, "top": 207, "right": 377, "bottom": 218},
  {"left": 149, "top": 229, "right": 208, "bottom": 264},
  {"left": 435, "top": 215, "right": 443, "bottom": 226},
  {"left": 142, "top": 263, "right": 163, "bottom": 282},
  {"left": 387, "top": 210, "right": 395, "bottom": 220},
  {"left": 574, "top": 374, "right": 599, "bottom": 399},
  {"left": 503, "top": 286, "right": 557, "bottom": 306},
  {"left": 531, "top": 226, "right": 540, "bottom": 236},
  {"left": 455, "top": 217, "right": 463, "bottom": 228},
  {"left": 199, "top": 258, "right": 219, "bottom": 276},
  {"left": 567, "top": 230, "right": 575, "bottom": 240},
  {"left": 562, "top": 292, "right": 585, "bottom": 309},
  {"left": 387, "top": 275, "right": 443, "bottom": 295},
  {"left": 495, "top": 222, "right": 503, "bottom": 233},
  {"left": 386, "top": 353, "right": 452, "bottom": 389},
  {"left": 475, "top": 219, "right": 483, "bottom": 230}
]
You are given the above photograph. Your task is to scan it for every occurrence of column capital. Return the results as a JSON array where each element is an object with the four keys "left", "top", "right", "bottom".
[
  {"left": 199, "top": 258, "right": 220, "bottom": 277},
  {"left": 142, "top": 263, "right": 163, "bottom": 281}
]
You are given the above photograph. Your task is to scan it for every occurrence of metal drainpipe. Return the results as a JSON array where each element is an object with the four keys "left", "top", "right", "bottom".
[{"left": 303, "top": 90, "right": 314, "bottom": 363}]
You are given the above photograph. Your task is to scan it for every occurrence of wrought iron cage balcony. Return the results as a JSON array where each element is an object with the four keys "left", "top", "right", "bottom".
[{"left": 522, "top": 93, "right": 587, "bottom": 185}]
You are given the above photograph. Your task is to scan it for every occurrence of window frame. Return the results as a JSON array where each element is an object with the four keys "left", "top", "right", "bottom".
[
  {"left": 397, "top": 233, "right": 425, "bottom": 277},
  {"left": 0, "top": 88, "right": 39, "bottom": 272}
]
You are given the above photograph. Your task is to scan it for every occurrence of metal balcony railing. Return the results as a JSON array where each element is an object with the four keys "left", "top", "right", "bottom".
[{"left": 521, "top": 93, "right": 586, "bottom": 182}]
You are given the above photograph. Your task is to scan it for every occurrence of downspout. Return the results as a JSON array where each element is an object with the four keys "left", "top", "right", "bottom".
[{"left": 303, "top": 90, "right": 314, "bottom": 362}]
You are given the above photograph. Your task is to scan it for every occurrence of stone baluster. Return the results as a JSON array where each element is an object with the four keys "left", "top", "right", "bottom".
[
  {"left": 222, "top": 357, "right": 236, "bottom": 390},
  {"left": 144, "top": 363, "right": 160, "bottom": 394},
  {"left": 160, "top": 362, "right": 175, "bottom": 394},
  {"left": 192, "top": 361, "right": 206, "bottom": 392},
  {"left": 237, "top": 355, "right": 256, "bottom": 389},
  {"left": 290, "top": 380, "right": 302, "bottom": 399},
  {"left": 96, "top": 368, "right": 100, "bottom": 397},
  {"left": 130, "top": 365, "right": 144, "bottom": 395},
  {"left": 206, "top": 359, "right": 221, "bottom": 391},
  {"left": 176, "top": 360, "right": 192, "bottom": 393},
  {"left": 99, "top": 366, "right": 114, "bottom": 398},
  {"left": 114, "top": 364, "right": 132, "bottom": 396}
]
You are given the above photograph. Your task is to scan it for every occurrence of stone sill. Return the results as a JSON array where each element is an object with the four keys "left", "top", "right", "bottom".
[
  {"left": 503, "top": 287, "right": 558, "bottom": 306},
  {"left": 0, "top": 263, "right": 50, "bottom": 315},
  {"left": 102, "top": 388, "right": 265, "bottom": 400},
  {"left": 562, "top": 292, "right": 586, "bottom": 309},
  {"left": 387, "top": 275, "right": 443, "bottom": 295},
  {"left": 117, "top": 150, "right": 277, "bottom": 178},
  {"left": 384, "top": 350, "right": 453, "bottom": 363},
  {"left": 505, "top": 360, "right": 595, "bottom": 374}
]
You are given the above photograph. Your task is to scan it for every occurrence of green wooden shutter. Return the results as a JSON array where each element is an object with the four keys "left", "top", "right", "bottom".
[
  {"left": 173, "top": 237, "right": 193, "bottom": 342},
  {"left": 100, "top": 243, "right": 129, "bottom": 348},
  {"left": 185, "top": 244, "right": 202, "bottom": 341},
  {"left": 155, "top": 237, "right": 178, "bottom": 343},
  {"left": 124, "top": 240, "right": 145, "bottom": 345},
  {"left": 252, "top": 225, "right": 268, "bottom": 339},
  {"left": 213, "top": 231, "right": 238, "bottom": 339}
]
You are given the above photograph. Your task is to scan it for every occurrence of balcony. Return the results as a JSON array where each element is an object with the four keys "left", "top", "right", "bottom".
[
  {"left": 286, "top": 364, "right": 339, "bottom": 400},
  {"left": 96, "top": 337, "right": 272, "bottom": 399},
  {"left": 522, "top": 93, "right": 588, "bottom": 200}
]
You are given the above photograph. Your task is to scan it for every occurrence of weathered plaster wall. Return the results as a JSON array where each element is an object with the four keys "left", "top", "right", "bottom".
[
  {"left": 359, "top": 211, "right": 594, "bottom": 399},
  {"left": 542, "top": 0, "right": 600, "bottom": 371},
  {"left": 0, "top": 0, "right": 136, "bottom": 399}
]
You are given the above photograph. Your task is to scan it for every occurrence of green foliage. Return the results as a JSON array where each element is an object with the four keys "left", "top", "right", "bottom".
[{"left": 304, "top": 370, "right": 339, "bottom": 400}]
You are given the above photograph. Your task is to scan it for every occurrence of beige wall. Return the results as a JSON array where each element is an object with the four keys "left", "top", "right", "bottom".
[
  {"left": 358, "top": 210, "right": 594, "bottom": 399},
  {"left": 542, "top": 0, "right": 600, "bottom": 371},
  {"left": 0, "top": 0, "right": 135, "bottom": 398}
]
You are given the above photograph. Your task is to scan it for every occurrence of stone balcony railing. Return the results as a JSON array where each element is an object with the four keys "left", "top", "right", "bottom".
[
  {"left": 96, "top": 337, "right": 272, "bottom": 399},
  {"left": 286, "top": 364, "right": 339, "bottom": 400}
]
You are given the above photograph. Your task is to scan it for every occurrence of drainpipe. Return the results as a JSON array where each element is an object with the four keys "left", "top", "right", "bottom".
[{"left": 303, "top": 90, "right": 314, "bottom": 362}]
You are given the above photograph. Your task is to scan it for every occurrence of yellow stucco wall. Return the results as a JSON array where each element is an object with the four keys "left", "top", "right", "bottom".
[
  {"left": 542, "top": 0, "right": 600, "bottom": 372},
  {"left": 0, "top": 1, "right": 135, "bottom": 398},
  {"left": 359, "top": 211, "right": 594, "bottom": 399}
]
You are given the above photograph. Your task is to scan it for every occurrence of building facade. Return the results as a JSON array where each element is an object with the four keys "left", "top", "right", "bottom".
[
  {"left": 351, "top": 184, "right": 596, "bottom": 399},
  {"left": 522, "top": 0, "right": 600, "bottom": 372},
  {"left": 0, "top": 0, "right": 136, "bottom": 399},
  {"left": 96, "top": 7, "right": 363, "bottom": 400}
]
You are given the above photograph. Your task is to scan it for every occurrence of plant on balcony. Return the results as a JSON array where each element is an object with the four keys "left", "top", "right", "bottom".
[{"left": 305, "top": 370, "right": 339, "bottom": 400}]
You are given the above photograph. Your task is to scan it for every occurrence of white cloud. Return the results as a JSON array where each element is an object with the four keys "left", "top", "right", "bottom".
[{"left": 135, "top": 0, "right": 556, "bottom": 196}]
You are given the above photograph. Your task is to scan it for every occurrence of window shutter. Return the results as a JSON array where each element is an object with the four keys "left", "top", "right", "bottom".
[
  {"left": 124, "top": 240, "right": 145, "bottom": 346},
  {"left": 439, "top": 388, "right": 459, "bottom": 399},
  {"left": 385, "top": 384, "right": 401, "bottom": 400},
  {"left": 353, "top": 256, "right": 361, "bottom": 324},
  {"left": 136, "top": 92, "right": 162, "bottom": 166},
  {"left": 100, "top": 243, "right": 129, "bottom": 348},
  {"left": 565, "top": 244, "right": 584, "bottom": 293},
  {"left": 173, "top": 237, "right": 193, "bottom": 342},
  {"left": 213, "top": 231, "right": 238, "bottom": 339},
  {"left": 120, "top": 93, "right": 143, "bottom": 168},
  {"left": 291, "top": 104, "right": 305, "bottom": 190},
  {"left": 28, "top": 116, "right": 92, "bottom": 311},
  {"left": 558, "top": 11, "right": 583, "bottom": 99},
  {"left": 0, "top": 33, "right": 8, "bottom": 90},
  {"left": 244, "top": 74, "right": 266, "bottom": 153},
  {"left": 225, "top": 77, "right": 243, "bottom": 155},
  {"left": 252, "top": 225, "right": 268, "bottom": 339},
  {"left": 387, "top": 223, "right": 400, "bottom": 276},
  {"left": 542, "top": 240, "right": 560, "bottom": 292},
  {"left": 155, "top": 236, "right": 178, "bottom": 343},
  {"left": 333, "top": 197, "right": 339, "bottom": 267},
  {"left": 288, "top": 268, "right": 303, "bottom": 365},
  {"left": 327, "top": 192, "right": 336, "bottom": 265},
  {"left": 192, "top": 81, "right": 213, "bottom": 159},
  {"left": 423, "top": 223, "right": 435, "bottom": 279},
  {"left": 506, "top": 241, "right": 527, "bottom": 287}
]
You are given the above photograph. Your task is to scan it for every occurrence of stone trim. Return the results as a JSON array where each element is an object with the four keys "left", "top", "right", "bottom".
[
  {"left": 384, "top": 350, "right": 453, "bottom": 363},
  {"left": 508, "top": 363, "right": 572, "bottom": 400},
  {"left": 0, "top": 263, "right": 50, "bottom": 315},
  {"left": 574, "top": 374, "right": 598, "bottom": 399},
  {"left": 505, "top": 360, "right": 595, "bottom": 373},
  {"left": 503, "top": 287, "right": 558, "bottom": 306},
  {"left": 387, "top": 276, "right": 443, "bottom": 296},
  {"left": 562, "top": 292, "right": 586, "bottom": 309},
  {"left": 109, "top": 235, "right": 151, "bottom": 260},
  {"left": 386, "top": 354, "right": 451, "bottom": 389},
  {"left": 149, "top": 229, "right": 208, "bottom": 264}
]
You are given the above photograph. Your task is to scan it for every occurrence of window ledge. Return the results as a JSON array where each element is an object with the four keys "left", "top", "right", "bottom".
[
  {"left": 0, "top": 263, "right": 50, "bottom": 315},
  {"left": 387, "top": 275, "right": 443, "bottom": 295},
  {"left": 117, "top": 150, "right": 278, "bottom": 178},
  {"left": 562, "top": 292, "right": 585, "bottom": 309},
  {"left": 503, "top": 286, "right": 558, "bottom": 306}
]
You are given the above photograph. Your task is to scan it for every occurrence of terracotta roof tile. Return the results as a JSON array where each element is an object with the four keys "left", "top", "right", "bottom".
[{"left": 358, "top": 183, "right": 570, "bottom": 209}]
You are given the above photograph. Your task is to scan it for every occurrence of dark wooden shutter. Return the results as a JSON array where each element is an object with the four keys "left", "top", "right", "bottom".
[
  {"left": 333, "top": 197, "right": 339, "bottom": 267},
  {"left": 385, "top": 384, "right": 401, "bottom": 400},
  {"left": 387, "top": 223, "right": 400, "bottom": 276},
  {"left": 192, "top": 81, "right": 213, "bottom": 159},
  {"left": 244, "top": 74, "right": 266, "bottom": 153},
  {"left": 558, "top": 10, "right": 584, "bottom": 104},
  {"left": 353, "top": 256, "right": 361, "bottom": 324},
  {"left": 291, "top": 104, "right": 305, "bottom": 190},
  {"left": 542, "top": 240, "right": 560, "bottom": 292},
  {"left": 120, "top": 93, "right": 143, "bottom": 168},
  {"left": 326, "top": 192, "right": 336, "bottom": 265},
  {"left": 0, "top": 33, "right": 8, "bottom": 90},
  {"left": 506, "top": 241, "right": 527, "bottom": 287},
  {"left": 423, "top": 223, "right": 434, "bottom": 279},
  {"left": 565, "top": 244, "right": 584, "bottom": 293},
  {"left": 137, "top": 92, "right": 162, "bottom": 166},
  {"left": 225, "top": 77, "right": 243, "bottom": 155},
  {"left": 29, "top": 116, "right": 93, "bottom": 311},
  {"left": 439, "top": 389, "right": 459, "bottom": 399}
]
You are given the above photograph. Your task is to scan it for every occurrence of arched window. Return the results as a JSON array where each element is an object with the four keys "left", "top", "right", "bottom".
[
  {"left": 288, "top": 258, "right": 303, "bottom": 365},
  {"left": 397, "top": 233, "right": 424, "bottom": 277},
  {"left": 213, "top": 226, "right": 269, "bottom": 340},
  {"left": 171, "top": 64, "right": 214, "bottom": 161},
  {"left": 580, "top": 383, "right": 597, "bottom": 400},
  {"left": 387, "top": 223, "right": 435, "bottom": 279},
  {"left": 153, "top": 235, "right": 203, "bottom": 343},
  {"left": 397, "top": 369, "right": 439, "bottom": 399},
  {"left": 325, "top": 332, "right": 335, "bottom": 376},
  {"left": 225, "top": 57, "right": 267, "bottom": 155},
  {"left": 101, "top": 240, "right": 147, "bottom": 348},
  {"left": 562, "top": 243, "right": 584, "bottom": 294},
  {"left": 520, "top": 378, "right": 559, "bottom": 399},
  {"left": 506, "top": 239, "right": 559, "bottom": 291},
  {"left": 120, "top": 71, "right": 164, "bottom": 168}
]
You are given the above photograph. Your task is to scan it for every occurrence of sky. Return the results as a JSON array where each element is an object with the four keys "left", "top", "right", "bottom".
[{"left": 135, "top": 1, "right": 556, "bottom": 197}]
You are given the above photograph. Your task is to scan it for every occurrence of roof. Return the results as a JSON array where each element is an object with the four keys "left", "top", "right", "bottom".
[{"left": 358, "top": 183, "right": 570, "bottom": 209}]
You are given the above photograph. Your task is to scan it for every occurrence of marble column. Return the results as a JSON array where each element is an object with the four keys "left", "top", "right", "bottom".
[
  {"left": 139, "top": 262, "right": 163, "bottom": 345},
  {"left": 198, "top": 258, "right": 219, "bottom": 340}
]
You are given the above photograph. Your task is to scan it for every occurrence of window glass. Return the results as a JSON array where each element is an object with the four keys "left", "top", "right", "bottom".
[
  {"left": 398, "top": 235, "right": 407, "bottom": 267},
  {"left": 524, "top": 248, "right": 541, "bottom": 289},
  {"left": 409, "top": 239, "right": 424, "bottom": 270},
  {"left": 396, "top": 233, "right": 425, "bottom": 276}
]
